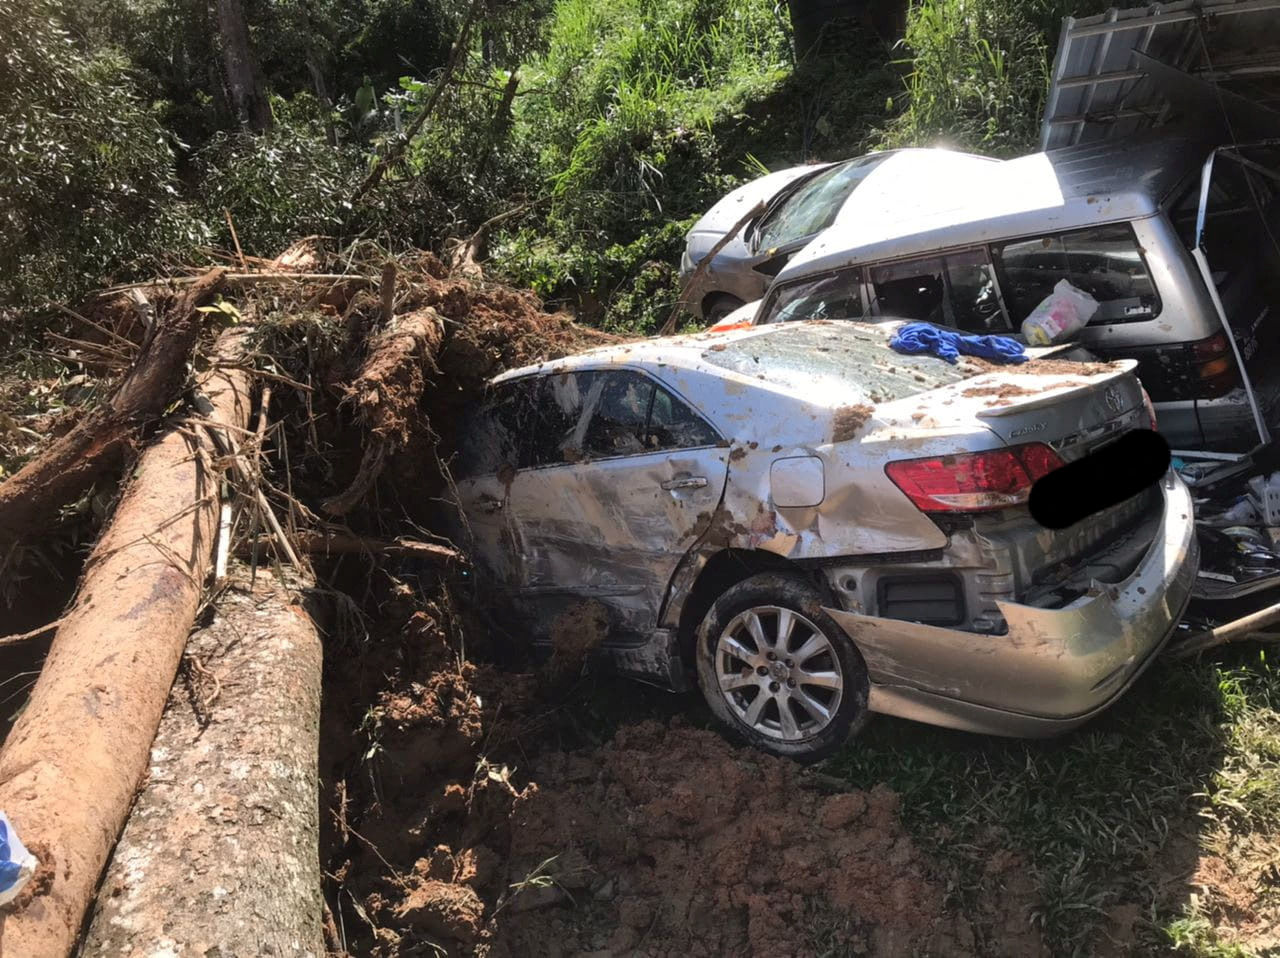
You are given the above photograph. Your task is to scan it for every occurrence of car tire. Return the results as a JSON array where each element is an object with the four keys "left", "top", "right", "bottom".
[
  {"left": 704, "top": 294, "right": 745, "bottom": 324},
  {"left": 694, "top": 572, "right": 870, "bottom": 761}
]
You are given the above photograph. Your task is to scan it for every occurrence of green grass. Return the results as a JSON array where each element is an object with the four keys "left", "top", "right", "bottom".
[{"left": 822, "top": 647, "right": 1280, "bottom": 956}]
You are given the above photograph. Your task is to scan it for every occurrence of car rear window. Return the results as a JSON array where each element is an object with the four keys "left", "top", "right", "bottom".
[{"left": 700, "top": 323, "right": 976, "bottom": 404}]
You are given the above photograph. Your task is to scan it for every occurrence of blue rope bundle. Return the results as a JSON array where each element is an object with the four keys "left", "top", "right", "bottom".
[{"left": 889, "top": 322, "right": 1027, "bottom": 365}]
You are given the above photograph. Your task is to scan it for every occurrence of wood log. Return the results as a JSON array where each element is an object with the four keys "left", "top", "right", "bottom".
[
  {"left": 322, "top": 307, "right": 445, "bottom": 516},
  {"left": 81, "top": 564, "right": 324, "bottom": 957},
  {"left": 0, "top": 327, "right": 253, "bottom": 957},
  {"left": 0, "top": 269, "right": 226, "bottom": 553}
]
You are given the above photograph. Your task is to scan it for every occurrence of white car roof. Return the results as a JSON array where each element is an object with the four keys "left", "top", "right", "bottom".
[
  {"left": 492, "top": 322, "right": 790, "bottom": 384},
  {"left": 777, "top": 128, "right": 1210, "bottom": 282}
]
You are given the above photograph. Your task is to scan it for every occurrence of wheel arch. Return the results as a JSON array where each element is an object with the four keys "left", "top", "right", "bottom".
[
  {"left": 673, "top": 548, "right": 836, "bottom": 665},
  {"left": 700, "top": 291, "right": 745, "bottom": 323}
]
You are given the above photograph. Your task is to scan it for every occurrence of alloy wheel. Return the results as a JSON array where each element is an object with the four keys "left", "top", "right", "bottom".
[{"left": 713, "top": 605, "right": 844, "bottom": 742}]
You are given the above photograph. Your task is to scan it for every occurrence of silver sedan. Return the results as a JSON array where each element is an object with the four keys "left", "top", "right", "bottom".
[{"left": 452, "top": 321, "right": 1198, "bottom": 759}]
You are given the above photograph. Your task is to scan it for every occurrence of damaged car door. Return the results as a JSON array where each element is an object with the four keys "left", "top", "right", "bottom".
[
  {"left": 453, "top": 376, "right": 541, "bottom": 592},
  {"left": 511, "top": 368, "right": 729, "bottom": 638}
]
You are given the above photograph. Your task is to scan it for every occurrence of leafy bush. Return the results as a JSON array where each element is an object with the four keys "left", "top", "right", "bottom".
[
  {"left": 492, "top": 0, "right": 792, "bottom": 326},
  {"left": 196, "top": 95, "right": 360, "bottom": 257},
  {"left": 0, "top": 0, "right": 205, "bottom": 316},
  {"left": 880, "top": 0, "right": 1115, "bottom": 157}
]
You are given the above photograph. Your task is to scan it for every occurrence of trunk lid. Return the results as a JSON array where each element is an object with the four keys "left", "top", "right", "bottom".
[{"left": 876, "top": 356, "right": 1147, "bottom": 458}]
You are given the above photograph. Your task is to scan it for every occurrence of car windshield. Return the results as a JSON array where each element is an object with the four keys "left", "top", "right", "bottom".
[
  {"left": 753, "top": 154, "right": 891, "bottom": 252},
  {"left": 700, "top": 322, "right": 976, "bottom": 404}
]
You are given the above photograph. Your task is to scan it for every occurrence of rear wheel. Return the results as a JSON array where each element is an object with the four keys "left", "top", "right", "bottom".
[{"left": 694, "top": 573, "right": 870, "bottom": 760}]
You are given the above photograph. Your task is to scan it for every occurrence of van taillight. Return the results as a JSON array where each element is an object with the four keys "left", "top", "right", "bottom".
[
  {"left": 1186, "top": 330, "right": 1240, "bottom": 396},
  {"left": 885, "top": 443, "right": 1065, "bottom": 513}
]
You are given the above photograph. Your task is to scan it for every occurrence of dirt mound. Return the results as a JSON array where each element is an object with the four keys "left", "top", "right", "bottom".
[
  {"left": 491, "top": 720, "right": 977, "bottom": 957},
  {"left": 343, "top": 692, "right": 1047, "bottom": 957}
]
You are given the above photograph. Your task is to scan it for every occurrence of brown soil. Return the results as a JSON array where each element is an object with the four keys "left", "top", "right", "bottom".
[
  {"left": 961, "top": 382, "right": 1039, "bottom": 400},
  {"left": 832, "top": 403, "right": 874, "bottom": 442}
]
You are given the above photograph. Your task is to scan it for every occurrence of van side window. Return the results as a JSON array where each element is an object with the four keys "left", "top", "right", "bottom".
[
  {"left": 869, "top": 249, "right": 1007, "bottom": 333},
  {"left": 993, "top": 224, "right": 1160, "bottom": 325},
  {"left": 761, "top": 268, "right": 864, "bottom": 324},
  {"left": 456, "top": 377, "right": 540, "bottom": 477}
]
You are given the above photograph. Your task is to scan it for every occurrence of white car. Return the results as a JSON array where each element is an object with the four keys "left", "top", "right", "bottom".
[
  {"left": 680, "top": 149, "right": 998, "bottom": 322},
  {"left": 451, "top": 320, "right": 1198, "bottom": 759}
]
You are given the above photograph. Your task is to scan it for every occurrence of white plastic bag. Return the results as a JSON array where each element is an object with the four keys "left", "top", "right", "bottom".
[
  {"left": 1020, "top": 279, "right": 1100, "bottom": 346},
  {"left": 0, "top": 811, "right": 36, "bottom": 907}
]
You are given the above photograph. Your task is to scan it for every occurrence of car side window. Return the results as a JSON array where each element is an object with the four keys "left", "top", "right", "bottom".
[
  {"left": 869, "top": 249, "right": 1008, "bottom": 333},
  {"left": 647, "top": 383, "right": 720, "bottom": 451},
  {"left": 582, "top": 372, "right": 654, "bottom": 459},
  {"left": 993, "top": 224, "right": 1161, "bottom": 325},
  {"left": 456, "top": 377, "right": 539, "bottom": 478},
  {"left": 528, "top": 371, "right": 594, "bottom": 467}
]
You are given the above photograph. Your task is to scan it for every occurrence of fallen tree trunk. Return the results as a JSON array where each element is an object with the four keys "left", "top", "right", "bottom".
[
  {"left": 323, "top": 306, "right": 445, "bottom": 516},
  {"left": 0, "top": 327, "right": 253, "bottom": 958},
  {"left": 0, "top": 269, "right": 226, "bottom": 553},
  {"left": 657, "top": 199, "right": 765, "bottom": 336},
  {"left": 81, "top": 564, "right": 324, "bottom": 956}
]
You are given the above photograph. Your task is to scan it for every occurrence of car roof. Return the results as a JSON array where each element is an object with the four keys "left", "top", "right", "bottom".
[
  {"left": 491, "top": 319, "right": 927, "bottom": 388},
  {"left": 492, "top": 322, "right": 797, "bottom": 384},
  {"left": 777, "top": 127, "right": 1214, "bottom": 282}
]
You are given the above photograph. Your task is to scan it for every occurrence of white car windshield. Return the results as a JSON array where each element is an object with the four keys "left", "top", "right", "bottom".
[{"left": 753, "top": 154, "right": 891, "bottom": 252}]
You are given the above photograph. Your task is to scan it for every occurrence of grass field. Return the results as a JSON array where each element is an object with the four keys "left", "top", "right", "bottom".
[{"left": 824, "top": 646, "right": 1280, "bottom": 956}]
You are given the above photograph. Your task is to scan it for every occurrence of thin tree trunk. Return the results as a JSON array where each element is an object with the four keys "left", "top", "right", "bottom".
[
  {"left": 306, "top": 50, "right": 338, "bottom": 147},
  {"left": 0, "top": 329, "right": 253, "bottom": 957},
  {"left": 81, "top": 564, "right": 324, "bottom": 957},
  {"left": 351, "top": 0, "right": 484, "bottom": 202},
  {"left": 0, "top": 270, "right": 226, "bottom": 555},
  {"left": 216, "top": 0, "right": 273, "bottom": 132}
]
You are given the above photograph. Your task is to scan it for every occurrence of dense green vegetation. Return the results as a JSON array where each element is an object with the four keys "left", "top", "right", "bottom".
[{"left": 1, "top": 0, "right": 1113, "bottom": 335}]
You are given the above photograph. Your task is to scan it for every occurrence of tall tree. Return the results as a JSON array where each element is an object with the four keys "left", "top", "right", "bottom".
[{"left": 216, "top": 0, "right": 273, "bottom": 131}]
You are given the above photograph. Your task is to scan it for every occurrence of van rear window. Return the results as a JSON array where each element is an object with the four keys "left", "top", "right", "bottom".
[
  {"left": 701, "top": 323, "right": 975, "bottom": 403},
  {"left": 993, "top": 223, "right": 1161, "bottom": 325}
]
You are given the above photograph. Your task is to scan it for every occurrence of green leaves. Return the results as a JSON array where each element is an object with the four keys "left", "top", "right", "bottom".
[{"left": 196, "top": 297, "right": 244, "bottom": 325}]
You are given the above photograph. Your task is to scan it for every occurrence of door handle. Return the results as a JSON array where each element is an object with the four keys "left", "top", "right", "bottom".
[
  {"left": 477, "top": 495, "right": 504, "bottom": 513},
  {"left": 661, "top": 476, "right": 708, "bottom": 491}
]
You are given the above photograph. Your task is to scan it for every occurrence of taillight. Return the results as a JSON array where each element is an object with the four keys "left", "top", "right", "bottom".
[
  {"left": 1191, "top": 331, "right": 1229, "bottom": 360},
  {"left": 885, "top": 443, "right": 1065, "bottom": 513},
  {"left": 1188, "top": 330, "right": 1240, "bottom": 396}
]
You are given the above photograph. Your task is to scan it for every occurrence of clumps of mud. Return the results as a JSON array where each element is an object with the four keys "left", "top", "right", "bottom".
[
  {"left": 489, "top": 720, "right": 1047, "bottom": 958},
  {"left": 545, "top": 600, "right": 609, "bottom": 682},
  {"left": 832, "top": 403, "right": 874, "bottom": 442}
]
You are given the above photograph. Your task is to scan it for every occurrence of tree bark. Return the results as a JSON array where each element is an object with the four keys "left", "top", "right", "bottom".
[
  {"left": 81, "top": 564, "right": 324, "bottom": 957},
  {"left": 0, "top": 328, "right": 253, "bottom": 958},
  {"left": 322, "top": 307, "right": 445, "bottom": 516},
  {"left": 0, "top": 270, "right": 226, "bottom": 555},
  {"left": 216, "top": 0, "right": 273, "bottom": 132}
]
